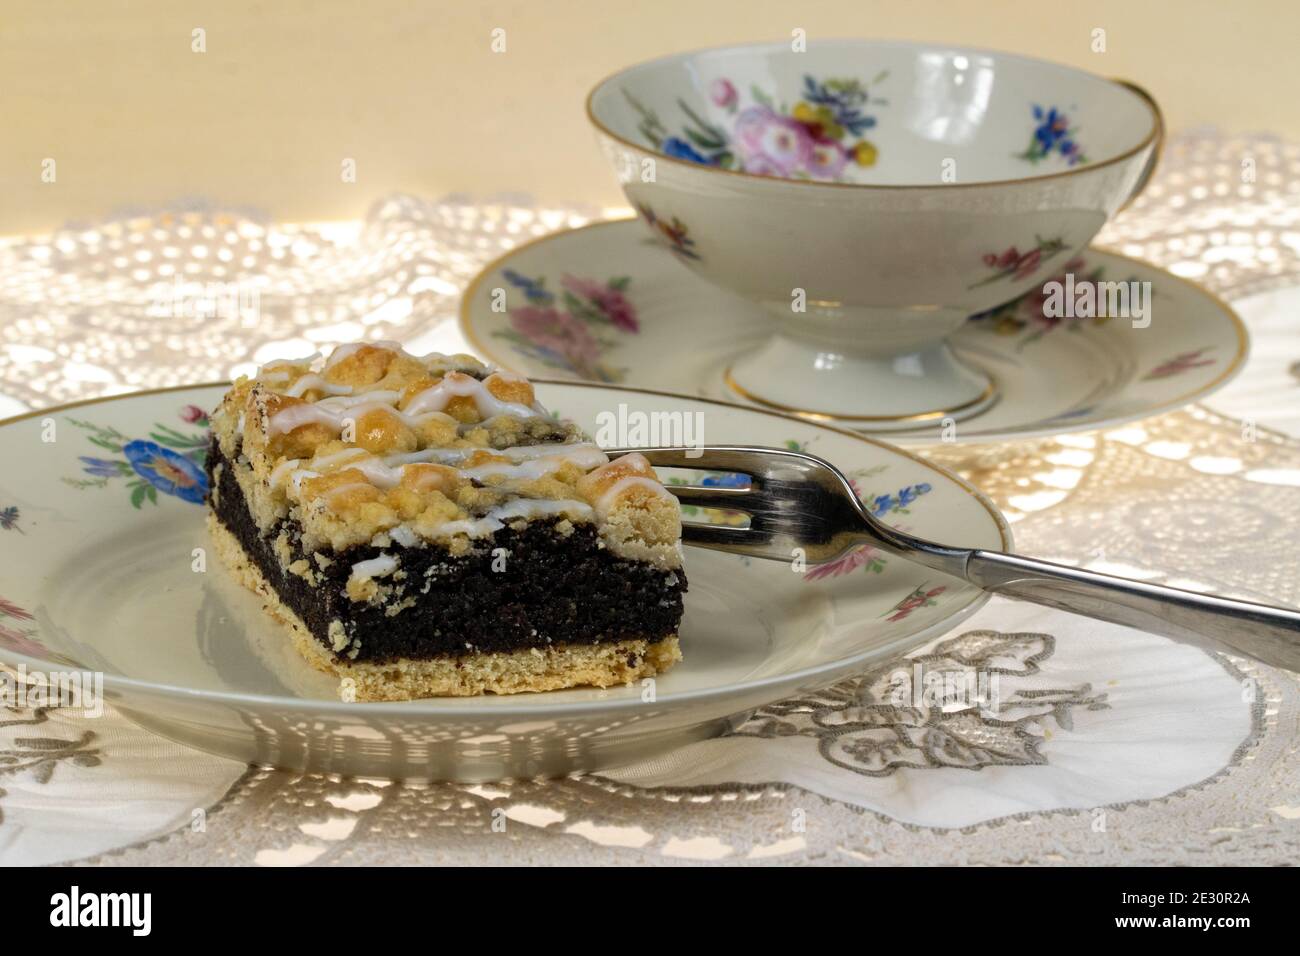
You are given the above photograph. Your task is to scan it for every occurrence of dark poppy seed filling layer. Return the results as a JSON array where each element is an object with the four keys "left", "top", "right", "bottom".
[{"left": 207, "top": 439, "right": 687, "bottom": 665}]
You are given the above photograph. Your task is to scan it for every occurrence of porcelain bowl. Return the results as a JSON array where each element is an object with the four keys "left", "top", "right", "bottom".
[{"left": 587, "top": 39, "right": 1162, "bottom": 426}]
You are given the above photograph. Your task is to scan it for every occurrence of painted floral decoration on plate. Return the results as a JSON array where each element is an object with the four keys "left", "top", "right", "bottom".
[
  {"left": 63, "top": 405, "right": 209, "bottom": 507},
  {"left": 625, "top": 72, "right": 886, "bottom": 182},
  {"left": 494, "top": 270, "right": 640, "bottom": 383},
  {"left": 0, "top": 595, "right": 78, "bottom": 668}
]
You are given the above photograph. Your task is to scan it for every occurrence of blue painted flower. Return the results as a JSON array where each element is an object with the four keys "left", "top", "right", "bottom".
[
  {"left": 503, "top": 269, "right": 554, "bottom": 305},
  {"left": 661, "top": 136, "right": 714, "bottom": 165},
  {"left": 80, "top": 456, "right": 125, "bottom": 478},
  {"left": 122, "top": 440, "right": 207, "bottom": 503},
  {"left": 870, "top": 483, "right": 934, "bottom": 517}
]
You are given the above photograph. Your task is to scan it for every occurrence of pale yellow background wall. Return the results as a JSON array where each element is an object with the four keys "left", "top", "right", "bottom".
[{"left": 3, "top": 0, "right": 1296, "bottom": 235}]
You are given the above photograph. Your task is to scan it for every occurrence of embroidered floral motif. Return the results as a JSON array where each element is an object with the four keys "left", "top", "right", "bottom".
[
  {"left": 0, "top": 705, "right": 101, "bottom": 824},
  {"left": 734, "top": 630, "right": 1109, "bottom": 776},
  {"left": 493, "top": 270, "right": 640, "bottom": 383}
]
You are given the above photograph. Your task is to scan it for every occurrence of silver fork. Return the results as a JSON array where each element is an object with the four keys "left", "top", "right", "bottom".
[{"left": 610, "top": 445, "right": 1300, "bottom": 672}]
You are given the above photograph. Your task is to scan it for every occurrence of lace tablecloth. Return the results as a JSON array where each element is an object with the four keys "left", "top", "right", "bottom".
[{"left": 1, "top": 131, "right": 1298, "bottom": 866}]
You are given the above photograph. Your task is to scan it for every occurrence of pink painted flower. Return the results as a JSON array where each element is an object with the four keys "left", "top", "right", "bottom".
[
  {"left": 510, "top": 306, "right": 601, "bottom": 371},
  {"left": 1013, "top": 248, "right": 1042, "bottom": 279},
  {"left": 561, "top": 274, "right": 639, "bottom": 333},
  {"left": 710, "top": 78, "right": 737, "bottom": 109},
  {"left": 735, "top": 106, "right": 814, "bottom": 178},
  {"left": 0, "top": 596, "right": 33, "bottom": 621},
  {"left": 807, "top": 138, "right": 849, "bottom": 180},
  {"left": 1145, "top": 349, "right": 1216, "bottom": 380},
  {"left": 0, "top": 622, "right": 45, "bottom": 659},
  {"left": 180, "top": 404, "right": 208, "bottom": 424},
  {"left": 886, "top": 585, "right": 947, "bottom": 621},
  {"left": 805, "top": 544, "right": 884, "bottom": 581}
]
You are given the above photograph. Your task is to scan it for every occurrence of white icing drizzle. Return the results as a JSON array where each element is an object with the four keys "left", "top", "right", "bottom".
[
  {"left": 349, "top": 553, "right": 398, "bottom": 583},
  {"left": 489, "top": 498, "right": 593, "bottom": 522},
  {"left": 315, "top": 390, "right": 403, "bottom": 409},
  {"left": 323, "top": 341, "right": 408, "bottom": 369},
  {"left": 402, "top": 372, "right": 537, "bottom": 420},
  {"left": 280, "top": 442, "right": 609, "bottom": 496},
  {"left": 418, "top": 498, "right": 594, "bottom": 543},
  {"left": 381, "top": 442, "right": 605, "bottom": 468},
  {"left": 240, "top": 348, "right": 670, "bottom": 549},
  {"left": 309, "top": 447, "right": 369, "bottom": 470},
  {"left": 264, "top": 374, "right": 542, "bottom": 438},
  {"left": 269, "top": 458, "right": 303, "bottom": 489},
  {"left": 285, "top": 374, "right": 353, "bottom": 399}
]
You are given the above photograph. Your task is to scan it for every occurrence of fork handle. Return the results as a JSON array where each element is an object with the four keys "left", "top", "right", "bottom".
[{"left": 965, "top": 550, "right": 1300, "bottom": 671}]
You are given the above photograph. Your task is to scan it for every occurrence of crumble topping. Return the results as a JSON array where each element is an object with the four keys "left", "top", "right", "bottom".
[{"left": 210, "top": 342, "right": 682, "bottom": 567}]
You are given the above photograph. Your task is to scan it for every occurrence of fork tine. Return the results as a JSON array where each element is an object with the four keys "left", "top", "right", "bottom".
[
  {"left": 680, "top": 523, "right": 778, "bottom": 560},
  {"left": 604, "top": 447, "right": 757, "bottom": 476},
  {"left": 666, "top": 484, "right": 750, "bottom": 510}
]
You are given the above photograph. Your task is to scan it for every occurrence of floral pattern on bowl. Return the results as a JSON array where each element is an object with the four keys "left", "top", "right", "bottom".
[
  {"left": 968, "top": 236, "right": 1070, "bottom": 290},
  {"left": 493, "top": 270, "right": 640, "bottom": 383},
  {"left": 635, "top": 203, "right": 700, "bottom": 260},
  {"left": 1019, "top": 105, "right": 1088, "bottom": 166},
  {"left": 63, "top": 405, "right": 210, "bottom": 507},
  {"left": 624, "top": 72, "right": 887, "bottom": 182}
]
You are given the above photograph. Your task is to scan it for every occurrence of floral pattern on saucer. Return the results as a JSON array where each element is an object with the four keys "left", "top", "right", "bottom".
[
  {"left": 970, "top": 255, "right": 1171, "bottom": 354},
  {"left": 1018, "top": 105, "right": 1088, "bottom": 166},
  {"left": 624, "top": 72, "right": 886, "bottom": 182},
  {"left": 1145, "top": 348, "right": 1216, "bottom": 380},
  {"left": 494, "top": 270, "right": 640, "bottom": 383},
  {"left": 63, "top": 406, "right": 209, "bottom": 508}
]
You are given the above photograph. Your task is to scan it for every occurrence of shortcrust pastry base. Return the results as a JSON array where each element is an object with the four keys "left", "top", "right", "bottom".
[{"left": 207, "top": 512, "right": 682, "bottom": 701}]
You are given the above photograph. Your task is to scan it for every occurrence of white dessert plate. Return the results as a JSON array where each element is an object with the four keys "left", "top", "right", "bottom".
[
  {"left": 0, "top": 381, "right": 1008, "bottom": 780},
  {"left": 459, "top": 219, "right": 1248, "bottom": 443}
]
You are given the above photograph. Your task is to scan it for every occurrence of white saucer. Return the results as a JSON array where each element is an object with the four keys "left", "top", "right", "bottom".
[
  {"left": 0, "top": 381, "right": 1008, "bottom": 780},
  {"left": 459, "top": 219, "right": 1248, "bottom": 443}
]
